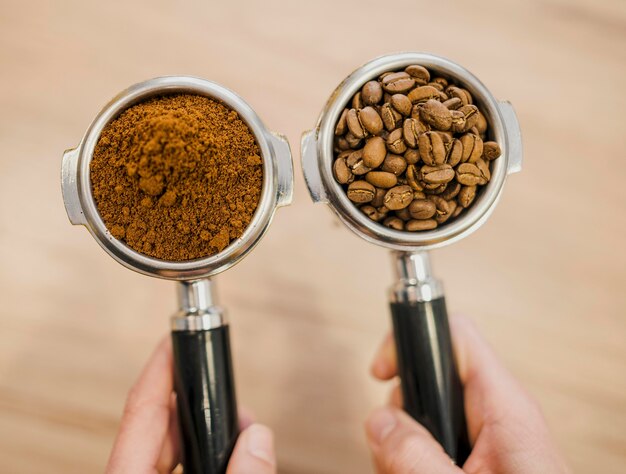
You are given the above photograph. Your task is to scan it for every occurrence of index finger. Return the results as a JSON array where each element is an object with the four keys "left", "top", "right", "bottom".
[
  {"left": 369, "top": 315, "right": 537, "bottom": 426},
  {"left": 371, "top": 314, "right": 512, "bottom": 386},
  {"left": 106, "top": 337, "right": 176, "bottom": 473}
]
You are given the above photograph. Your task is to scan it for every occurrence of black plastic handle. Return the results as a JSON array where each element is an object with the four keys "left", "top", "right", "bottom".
[
  {"left": 171, "top": 326, "right": 239, "bottom": 474},
  {"left": 390, "top": 297, "right": 470, "bottom": 464}
]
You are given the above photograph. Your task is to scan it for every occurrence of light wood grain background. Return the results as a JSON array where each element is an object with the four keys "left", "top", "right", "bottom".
[{"left": 1, "top": 0, "right": 625, "bottom": 472}]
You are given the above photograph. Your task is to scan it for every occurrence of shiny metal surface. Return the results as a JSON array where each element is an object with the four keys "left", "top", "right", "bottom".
[
  {"left": 390, "top": 251, "right": 444, "bottom": 303},
  {"left": 62, "top": 76, "right": 293, "bottom": 280},
  {"left": 301, "top": 52, "right": 523, "bottom": 252},
  {"left": 171, "top": 279, "right": 226, "bottom": 331}
]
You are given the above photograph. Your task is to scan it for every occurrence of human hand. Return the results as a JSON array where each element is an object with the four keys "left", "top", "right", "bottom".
[
  {"left": 365, "top": 314, "right": 570, "bottom": 473},
  {"left": 106, "top": 337, "right": 276, "bottom": 474}
]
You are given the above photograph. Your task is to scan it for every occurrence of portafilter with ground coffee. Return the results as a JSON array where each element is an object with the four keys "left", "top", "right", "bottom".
[{"left": 62, "top": 76, "right": 293, "bottom": 474}]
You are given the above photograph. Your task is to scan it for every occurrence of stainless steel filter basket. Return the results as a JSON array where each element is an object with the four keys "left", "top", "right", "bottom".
[
  {"left": 62, "top": 76, "right": 293, "bottom": 281},
  {"left": 302, "top": 52, "right": 522, "bottom": 250},
  {"left": 301, "top": 52, "right": 522, "bottom": 464},
  {"left": 61, "top": 76, "right": 293, "bottom": 474}
]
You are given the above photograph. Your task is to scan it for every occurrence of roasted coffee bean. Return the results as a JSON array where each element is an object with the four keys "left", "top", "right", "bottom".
[
  {"left": 450, "top": 110, "right": 466, "bottom": 133},
  {"left": 462, "top": 88, "right": 473, "bottom": 104},
  {"left": 377, "top": 205, "right": 390, "bottom": 216},
  {"left": 406, "top": 219, "right": 437, "bottom": 231},
  {"left": 404, "top": 148, "right": 420, "bottom": 165},
  {"left": 413, "top": 190, "right": 427, "bottom": 200},
  {"left": 438, "top": 130, "right": 454, "bottom": 141},
  {"left": 381, "top": 72, "right": 415, "bottom": 93},
  {"left": 381, "top": 153, "right": 407, "bottom": 176},
  {"left": 395, "top": 207, "right": 411, "bottom": 221},
  {"left": 440, "top": 181, "right": 461, "bottom": 200},
  {"left": 346, "top": 109, "right": 367, "bottom": 138},
  {"left": 371, "top": 187, "right": 386, "bottom": 207},
  {"left": 406, "top": 164, "right": 423, "bottom": 191},
  {"left": 403, "top": 117, "right": 429, "bottom": 148},
  {"left": 352, "top": 92, "right": 363, "bottom": 110},
  {"left": 432, "top": 77, "right": 448, "bottom": 89},
  {"left": 458, "top": 185, "right": 477, "bottom": 208},
  {"left": 475, "top": 158, "right": 491, "bottom": 185},
  {"left": 346, "top": 149, "right": 371, "bottom": 175},
  {"left": 334, "top": 135, "right": 350, "bottom": 151},
  {"left": 446, "top": 138, "right": 463, "bottom": 167},
  {"left": 384, "top": 185, "right": 413, "bottom": 210},
  {"left": 436, "top": 199, "right": 457, "bottom": 224},
  {"left": 424, "top": 183, "right": 448, "bottom": 195},
  {"left": 460, "top": 133, "right": 483, "bottom": 163},
  {"left": 366, "top": 171, "right": 397, "bottom": 188},
  {"left": 387, "top": 128, "right": 407, "bottom": 154},
  {"left": 362, "top": 136, "right": 387, "bottom": 168},
  {"left": 446, "top": 86, "right": 472, "bottom": 106},
  {"left": 452, "top": 204, "right": 464, "bottom": 218},
  {"left": 420, "top": 99, "right": 452, "bottom": 131},
  {"left": 458, "top": 105, "right": 479, "bottom": 133},
  {"left": 361, "top": 205, "right": 384, "bottom": 222},
  {"left": 456, "top": 163, "right": 482, "bottom": 186},
  {"left": 381, "top": 103, "right": 402, "bottom": 131},
  {"left": 418, "top": 131, "right": 446, "bottom": 166},
  {"left": 428, "top": 195, "right": 450, "bottom": 218},
  {"left": 408, "top": 86, "right": 440, "bottom": 104},
  {"left": 336, "top": 149, "right": 352, "bottom": 160},
  {"left": 383, "top": 216, "right": 404, "bottom": 230},
  {"left": 405, "top": 65, "right": 430, "bottom": 85},
  {"left": 409, "top": 199, "right": 436, "bottom": 219},
  {"left": 476, "top": 111, "right": 488, "bottom": 135},
  {"left": 347, "top": 180, "right": 375, "bottom": 203},
  {"left": 362, "top": 81, "right": 383, "bottom": 105},
  {"left": 423, "top": 181, "right": 443, "bottom": 190},
  {"left": 359, "top": 106, "right": 383, "bottom": 135},
  {"left": 438, "top": 132, "right": 453, "bottom": 156},
  {"left": 427, "top": 81, "right": 444, "bottom": 92},
  {"left": 333, "top": 156, "right": 354, "bottom": 184},
  {"left": 390, "top": 94, "right": 412, "bottom": 116},
  {"left": 447, "top": 198, "right": 458, "bottom": 214},
  {"left": 344, "top": 132, "right": 363, "bottom": 149},
  {"left": 443, "top": 97, "right": 463, "bottom": 110},
  {"left": 410, "top": 104, "right": 422, "bottom": 119},
  {"left": 335, "top": 109, "right": 348, "bottom": 135},
  {"left": 420, "top": 164, "right": 455, "bottom": 184},
  {"left": 483, "top": 141, "right": 502, "bottom": 161}
]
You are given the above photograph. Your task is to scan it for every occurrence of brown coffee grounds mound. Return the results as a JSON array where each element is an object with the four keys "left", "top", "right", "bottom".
[{"left": 90, "top": 94, "right": 263, "bottom": 261}]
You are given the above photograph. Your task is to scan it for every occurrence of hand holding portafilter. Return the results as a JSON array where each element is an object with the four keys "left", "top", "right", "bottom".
[
  {"left": 61, "top": 77, "right": 293, "bottom": 474},
  {"left": 302, "top": 53, "right": 522, "bottom": 463}
]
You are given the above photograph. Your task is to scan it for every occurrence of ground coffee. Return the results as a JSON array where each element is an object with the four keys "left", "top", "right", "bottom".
[
  {"left": 91, "top": 94, "right": 263, "bottom": 261},
  {"left": 333, "top": 65, "right": 501, "bottom": 231}
]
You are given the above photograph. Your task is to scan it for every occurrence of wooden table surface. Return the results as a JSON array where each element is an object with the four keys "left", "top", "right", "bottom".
[{"left": 1, "top": 0, "right": 625, "bottom": 472}]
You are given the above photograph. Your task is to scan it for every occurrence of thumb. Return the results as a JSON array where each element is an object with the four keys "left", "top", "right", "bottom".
[
  {"left": 365, "top": 407, "right": 461, "bottom": 474},
  {"left": 226, "top": 424, "right": 276, "bottom": 474}
]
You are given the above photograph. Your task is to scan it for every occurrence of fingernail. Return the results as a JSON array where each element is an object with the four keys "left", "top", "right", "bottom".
[
  {"left": 238, "top": 407, "right": 255, "bottom": 430},
  {"left": 366, "top": 407, "right": 397, "bottom": 445},
  {"left": 246, "top": 424, "right": 275, "bottom": 465}
]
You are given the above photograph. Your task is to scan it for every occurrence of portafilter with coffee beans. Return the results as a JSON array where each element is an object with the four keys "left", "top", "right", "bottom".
[
  {"left": 301, "top": 52, "right": 522, "bottom": 464},
  {"left": 62, "top": 76, "right": 293, "bottom": 474}
]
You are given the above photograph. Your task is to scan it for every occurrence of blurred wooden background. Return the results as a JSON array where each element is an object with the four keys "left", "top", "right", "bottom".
[{"left": 1, "top": 0, "right": 625, "bottom": 472}]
